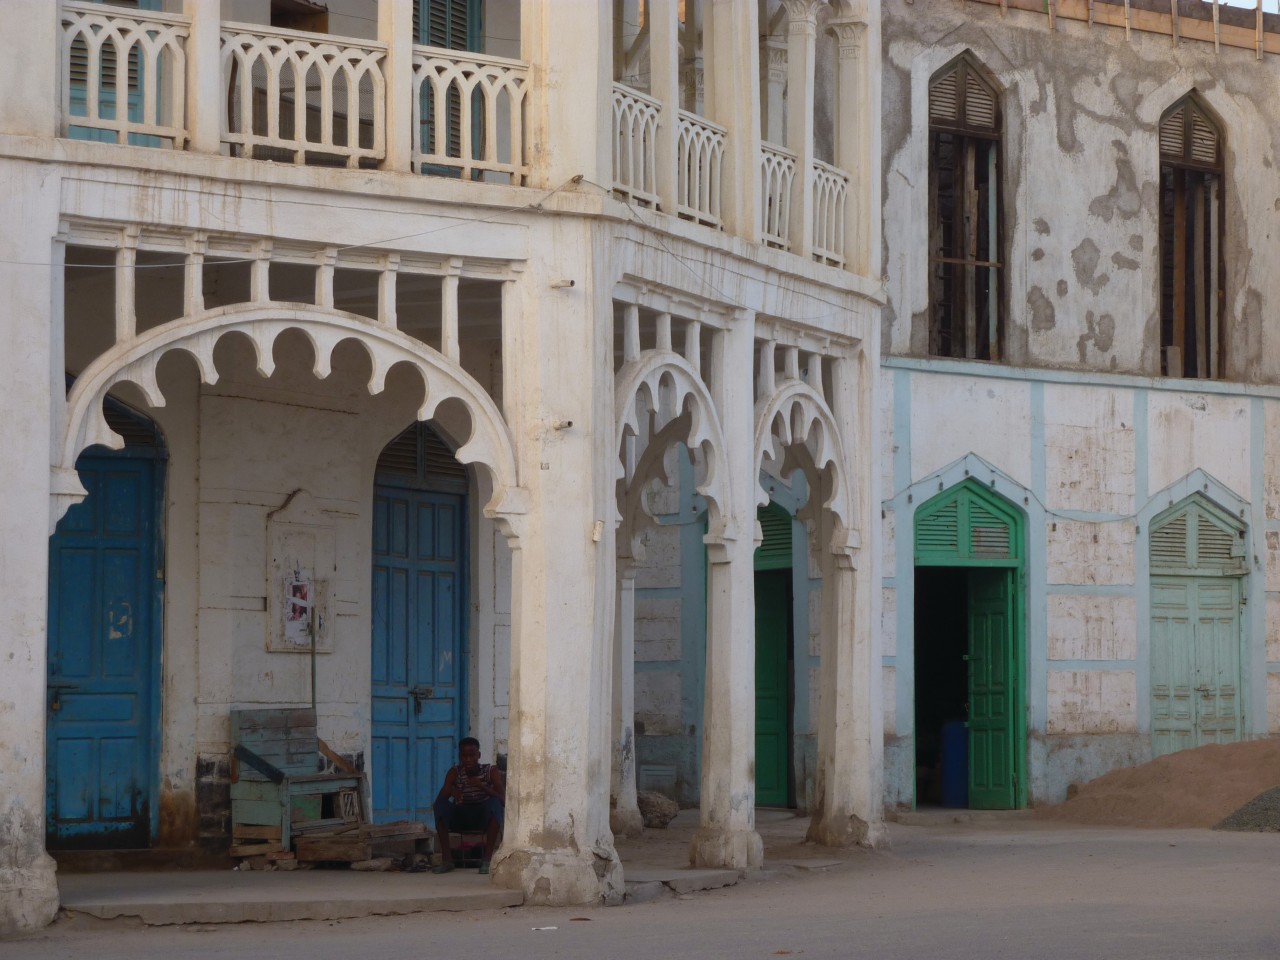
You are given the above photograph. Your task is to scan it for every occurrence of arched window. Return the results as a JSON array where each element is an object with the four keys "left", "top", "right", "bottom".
[
  {"left": 928, "top": 56, "right": 1002, "bottom": 362},
  {"left": 1159, "top": 95, "right": 1224, "bottom": 379}
]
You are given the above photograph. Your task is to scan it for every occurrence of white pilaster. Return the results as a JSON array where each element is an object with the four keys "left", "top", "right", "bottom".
[
  {"left": 490, "top": 221, "right": 622, "bottom": 905},
  {"left": 379, "top": 0, "right": 415, "bottom": 173},
  {"left": 650, "top": 0, "right": 680, "bottom": 214},
  {"left": 0, "top": 0, "right": 57, "bottom": 138},
  {"left": 521, "top": 0, "right": 612, "bottom": 189},
  {"left": 0, "top": 163, "right": 62, "bottom": 935},
  {"left": 704, "top": 0, "right": 761, "bottom": 242},
  {"left": 830, "top": 7, "right": 881, "bottom": 277},
  {"left": 183, "top": 0, "right": 221, "bottom": 154},
  {"left": 784, "top": 0, "right": 821, "bottom": 260},
  {"left": 691, "top": 311, "right": 762, "bottom": 870},
  {"left": 806, "top": 349, "right": 886, "bottom": 847}
]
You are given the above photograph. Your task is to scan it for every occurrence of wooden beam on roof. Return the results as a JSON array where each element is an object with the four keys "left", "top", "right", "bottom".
[
  {"left": 1169, "top": 0, "right": 1179, "bottom": 45},
  {"left": 1213, "top": 0, "right": 1221, "bottom": 53},
  {"left": 1047, "top": 0, "right": 1057, "bottom": 31},
  {"left": 1258, "top": 0, "right": 1266, "bottom": 60}
]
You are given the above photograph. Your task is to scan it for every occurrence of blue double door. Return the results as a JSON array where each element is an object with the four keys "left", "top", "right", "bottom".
[
  {"left": 47, "top": 444, "right": 164, "bottom": 849},
  {"left": 371, "top": 482, "right": 466, "bottom": 823}
]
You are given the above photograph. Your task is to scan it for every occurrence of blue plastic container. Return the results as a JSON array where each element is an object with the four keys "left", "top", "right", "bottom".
[{"left": 939, "top": 719, "right": 969, "bottom": 808}]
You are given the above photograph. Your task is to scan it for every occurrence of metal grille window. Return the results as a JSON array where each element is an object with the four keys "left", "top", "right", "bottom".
[
  {"left": 928, "top": 57, "right": 1002, "bottom": 362},
  {"left": 1159, "top": 95, "right": 1224, "bottom": 379}
]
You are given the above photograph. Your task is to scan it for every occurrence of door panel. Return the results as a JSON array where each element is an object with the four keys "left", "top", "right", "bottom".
[
  {"left": 967, "top": 568, "right": 1015, "bottom": 809},
  {"left": 371, "top": 486, "right": 465, "bottom": 823},
  {"left": 754, "top": 570, "right": 790, "bottom": 807},
  {"left": 47, "top": 453, "right": 160, "bottom": 849}
]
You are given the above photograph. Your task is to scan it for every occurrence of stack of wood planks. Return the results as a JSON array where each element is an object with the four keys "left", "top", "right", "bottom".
[{"left": 293, "top": 820, "right": 431, "bottom": 865}]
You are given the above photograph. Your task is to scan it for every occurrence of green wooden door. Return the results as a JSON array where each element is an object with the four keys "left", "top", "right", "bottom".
[
  {"left": 754, "top": 570, "right": 790, "bottom": 807},
  {"left": 967, "top": 569, "right": 1015, "bottom": 809}
]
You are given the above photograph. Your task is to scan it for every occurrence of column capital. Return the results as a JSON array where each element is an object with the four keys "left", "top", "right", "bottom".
[
  {"left": 781, "top": 0, "right": 825, "bottom": 25},
  {"left": 827, "top": 17, "right": 866, "bottom": 58}
]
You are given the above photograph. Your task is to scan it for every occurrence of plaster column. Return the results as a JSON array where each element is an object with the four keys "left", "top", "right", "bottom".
[
  {"left": 649, "top": 0, "right": 680, "bottom": 215},
  {"left": 759, "top": 39, "right": 788, "bottom": 147},
  {"left": 610, "top": 562, "right": 643, "bottom": 837},
  {"left": 830, "top": 7, "right": 881, "bottom": 278},
  {"left": 703, "top": 0, "right": 761, "bottom": 242},
  {"left": 783, "top": 0, "right": 821, "bottom": 260},
  {"left": 0, "top": 0, "right": 57, "bottom": 138},
  {"left": 806, "top": 349, "right": 885, "bottom": 848},
  {"left": 520, "top": 0, "right": 612, "bottom": 190},
  {"left": 0, "top": 167, "right": 63, "bottom": 933},
  {"left": 489, "top": 220, "right": 623, "bottom": 905},
  {"left": 183, "top": 0, "right": 221, "bottom": 154},
  {"left": 691, "top": 313, "right": 763, "bottom": 870},
  {"left": 379, "top": 0, "right": 415, "bottom": 173}
]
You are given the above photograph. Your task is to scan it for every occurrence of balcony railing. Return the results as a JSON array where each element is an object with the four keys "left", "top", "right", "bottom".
[
  {"left": 760, "top": 142, "right": 796, "bottom": 251},
  {"left": 60, "top": 0, "right": 189, "bottom": 148},
  {"left": 412, "top": 46, "right": 529, "bottom": 183},
  {"left": 812, "top": 159, "right": 850, "bottom": 269},
  {"left": 221, "top": 24, "right": 386, "bottom": 168},
  {"left": 612, "top": 83, "right": 661, "bottom": 208},
  {"left": 676, "top": 110, "right": 725, "bottom": 228}
]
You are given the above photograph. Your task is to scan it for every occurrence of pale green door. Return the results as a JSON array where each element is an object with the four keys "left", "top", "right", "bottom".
[{"left": 1151, "top": 576, "right": 1241, "bottom": 757}]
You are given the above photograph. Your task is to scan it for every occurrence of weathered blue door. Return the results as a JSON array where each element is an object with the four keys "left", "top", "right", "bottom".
[
  {"left": 47, "top": 442, "right": 163, "bottom": 849},
  {"left": 371, "top": 426, "right": 467, "bottom": 823}
]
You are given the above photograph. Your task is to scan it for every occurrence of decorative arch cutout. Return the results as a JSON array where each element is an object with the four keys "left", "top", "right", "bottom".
[
  {"left": 754, "top": 379, "right": 854, "bottom": 543},
  {"left": 54, "top": 303, "right": 522, "bottom": 529},
  {"left": 615, "top": 351, "right": 731, "bottom": 549},
  {"left": 914, "top": 478, "right": 1023, "bottom": 566}
]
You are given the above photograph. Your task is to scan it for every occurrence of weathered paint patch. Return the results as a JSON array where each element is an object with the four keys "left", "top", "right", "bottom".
[
  {"left": 1076, "top": 310, "right": 1116, "bottom": 363},
  {"left": 1028, "top": 286, "right": 1056, "bottom": 331},
  {"left": 1047, "top": 595, "right": 1137, "bottom": 661},
  {"left": 1045, "top": 520, "right": 1136, "bottom": 586},
  {"left": 1072, "top": 239, "right": 1110, "bottom": 294},
  {"left": 1047, "top": 670, "right": 1137, "bottom": 735},
  {"left": 1087, "top": 141, "right": 1142, "bottom": 223}
]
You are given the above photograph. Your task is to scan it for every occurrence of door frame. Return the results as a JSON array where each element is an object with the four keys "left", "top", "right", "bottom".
[
  {"left": 912, "top": 479, "right": 1027, "bottom": 809},
  {"left": 47, "top": 401, "right": 167, "bottom": 848}
]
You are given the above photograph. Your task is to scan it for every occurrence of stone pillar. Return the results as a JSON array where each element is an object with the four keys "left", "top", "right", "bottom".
[
  {"left": 703, "top": 0, "right": 761, "bottom": 242},
  {"left": 784, "top": 0, "right": 821, "bottom": 260},
  {"left": 521, "top": 0, "right": 612, "bottom": 190},
  {"left": 379, "top": 0, "right": 415, "bottom": 173},
  {"left": 649, "top": 0, "right": 680, "bottom": 215},
  {"left": 691, "top": 313, "right": 762, "bottom": 871},
  {"left": 0, "top": 0, "right": 57, "bottom": 138},
  {"left": 830, "top": 7, "right": 881, "bottom": 277},
  {"left": 0, "top": 164, "right": 62, "bottom": 933},
  {"left": 610, "top": 563, "right": 643, "bottom": 837},
  {"left": 183, "top": 0, "right": 222, "bottom": 154},
  {"left": 806, "top": 350, "right": 886, "bottom": 848},
  {"left": 489, "top": 218, "right": 622, "bottom": 905}
]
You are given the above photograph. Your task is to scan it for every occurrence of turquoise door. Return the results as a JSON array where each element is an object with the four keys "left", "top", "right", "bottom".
[
  {"left": 371, "top": 483, "right": 466, "bottom": 823},
  {"left": 47, "top": 444, "right": 163, "bottom": 849},
  {"left": 967, "top": 569, "right": 1015, "bottom": 810}
]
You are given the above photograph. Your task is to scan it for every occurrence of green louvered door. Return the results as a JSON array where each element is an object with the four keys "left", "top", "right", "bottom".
[
  {"left": 914, "top": 480, "right": 1025, "bottom": 809},
  {"left": 1149, "top": 497, "right": 1244, "bottom": 758}
]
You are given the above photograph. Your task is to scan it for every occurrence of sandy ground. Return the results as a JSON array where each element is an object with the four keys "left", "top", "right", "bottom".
[{"left": 1037, "top": 738, "right": 1280, "bottom": 828}]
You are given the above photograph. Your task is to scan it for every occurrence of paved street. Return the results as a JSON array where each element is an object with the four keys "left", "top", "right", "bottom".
[{"left": 7, "top": 819, "right": 1280, "bottom": 960}]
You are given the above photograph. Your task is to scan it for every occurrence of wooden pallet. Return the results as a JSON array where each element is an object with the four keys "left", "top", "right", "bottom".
[{"left": 293, "top": 820, "right": 431, "bottom": 864}]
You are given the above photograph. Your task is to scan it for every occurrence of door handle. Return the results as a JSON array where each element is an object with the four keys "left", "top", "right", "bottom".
[
  {"left": 410, "top": 685, "right": 434, "bottom": 716},
  {"left": 49, "top": 682, "right": 78, "bottom": 713}
]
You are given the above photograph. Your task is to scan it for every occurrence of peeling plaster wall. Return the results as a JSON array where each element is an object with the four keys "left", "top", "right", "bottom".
[{"left": 882, "top": 0, "right": 1280, "bottom": 381}]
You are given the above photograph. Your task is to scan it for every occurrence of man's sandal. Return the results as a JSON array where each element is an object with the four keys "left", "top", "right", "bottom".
[
  {"left": 478, "top": 861, "right": 490, "bottom": 875},
  {"left": 431, "top": 862, "right": 455, "bottom": 874}
]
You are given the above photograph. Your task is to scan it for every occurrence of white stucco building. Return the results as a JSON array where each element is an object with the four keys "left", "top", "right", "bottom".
[{"left": 0, "top": 0, "right": 884, "bottom": 934}]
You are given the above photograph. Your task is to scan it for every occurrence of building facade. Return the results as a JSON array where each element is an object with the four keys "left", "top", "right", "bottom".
[
  {"left": 881, "top": 0, "right": 1280, "bottom": 810},
  {"left": 0, "top": 0, "right": 884, "bottom": 934}
]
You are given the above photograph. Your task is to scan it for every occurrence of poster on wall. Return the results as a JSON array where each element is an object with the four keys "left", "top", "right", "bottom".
[{"left": 284, "top": 578, "right": 312, "bottom": 649}]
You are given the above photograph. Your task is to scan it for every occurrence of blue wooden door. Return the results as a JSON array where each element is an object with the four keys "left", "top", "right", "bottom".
[
  {"left": 371, "top": 485, "right": 465, "bottom": 823},
  {"left": 47, "top": 447, "right": 162, "bottom": 849}
]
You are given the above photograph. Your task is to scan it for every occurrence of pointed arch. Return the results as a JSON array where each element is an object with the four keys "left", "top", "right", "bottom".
[{"left": 54, "top": 302, "right": 522, "bottom": 530}]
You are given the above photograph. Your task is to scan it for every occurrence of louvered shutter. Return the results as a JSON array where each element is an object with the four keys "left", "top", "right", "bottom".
[
  {"left": 1160, "top": 98, "right": 1221, "bottom": 169},
  {"left": 1150, "top": 500, "right": 1245, "bottom": 576},
  {"left": 1150, "top": 513, "right": 1188, "bottom": 569},
  {"left": 756, "top": 506, "right": 793, "bottom": 571},
  {"left": 916, "top": 499, "right": 961, "bottom": 559},
  {"left": 915, "top": 484, "right": 1020, "bottom": 565},
  {"left": 378, "top": 423, "right": 468, "bottom": 487},
  {"left": 69, "top": 0, "right": 146, "bottom": 99},
  {"left": 969, "top": 501, "right": 1011, "bottom": 560},
  {"left": 964, "top": 72, "right": 997, "bottom": 130},
  {"left": 930, "top": 71, "right": 960, "bottom": 125},
  {"left": 929, "top": 60, "right": 998, "bottom": 134}
]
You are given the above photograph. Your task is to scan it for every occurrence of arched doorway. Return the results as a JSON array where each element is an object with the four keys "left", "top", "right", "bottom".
[
  {"left": 1150, "top": 494, "right": 1245, "bottom": 757},
  {"left": 370, "top": 422, "right": 469, "bottom": 824},
  {"left": 913, "top": 480, "right": 1025, "bottom": 810},
  {"left": 46, "top": 398, "right": 166, "bottom": 849},
  {"left": 754, "top": 502, "right": 794, "bottom": 809}
]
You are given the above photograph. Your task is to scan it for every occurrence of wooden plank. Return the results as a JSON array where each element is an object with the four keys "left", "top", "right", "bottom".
[
  {"left": 232, "top": 824, "right": 283, "bottom": 841},
  {"left": 295, "top": 837, "right": 373, "bottom": 862},
  {"left": 317, "top": 738, "right": 360, "bottom": 776},
  {"left": 1193, "top": 177, "right": 1207, "bottom": 378},
  {"left": 231, "top": 842, "right": 284, "bottom": 858},
  {"left": 231, "top": 779, "right": 284, "bottom": 802},
  {"left": 1172, "top": 171, "right": 1187, "bottom": 374}
]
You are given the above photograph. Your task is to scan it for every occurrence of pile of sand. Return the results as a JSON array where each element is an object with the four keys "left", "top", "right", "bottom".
[{"left": 1038, "top": 738, "right": 1280, "bottom": 829}]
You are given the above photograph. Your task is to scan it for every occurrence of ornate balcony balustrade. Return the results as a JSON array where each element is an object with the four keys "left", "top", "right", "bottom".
[
  {"left": 676, "top": 110, "right": 725, "bottom": 228},
  {"left": 760, "top": 142, "right": 796, "bottom": 251},
  {"left": 612, "top": 83, "right": 662, "bottom": 208},
  {"left": 812, "top": 159, "right": 850, "bottom": 269}
]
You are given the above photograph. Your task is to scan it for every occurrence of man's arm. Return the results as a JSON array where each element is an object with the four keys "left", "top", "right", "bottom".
[
  {"left": 434, "top": 766, "right": 458, "bottom": 807},
  {"left": 489, "top": 766, "right": 505, "bottom": 805}
]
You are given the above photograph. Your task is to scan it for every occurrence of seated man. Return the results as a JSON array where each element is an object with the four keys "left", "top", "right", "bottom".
[{"left": 432, "top": 737, "right": 504, "bottom": 874}]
